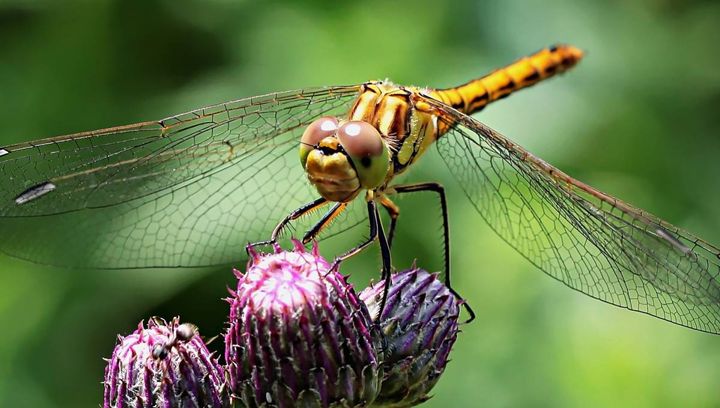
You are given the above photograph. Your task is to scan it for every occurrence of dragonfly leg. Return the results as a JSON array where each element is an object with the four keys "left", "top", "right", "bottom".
[
  {"left": 246, "top": 197, "right": 328, "bottom": 254},
  {"left": 392, "top": 183, "right": 451, "bottom": 283},
  {"left": 379, "top": 195, "right": 400, "bottom": 249},
  {"left": 392, "top": 182, "right": 475, "bottom": 323},
  {"left": 374, "top": 202, "right": 393, "bottom": 319},
  {"left": 302, "top": 202, "right": 347, "bottom": 244},
  {"left": 331, "top": 200, "right": 379, "bottom": 264},
  {"left": 329, "top": 199, "right": 393, "bottom": 320}
]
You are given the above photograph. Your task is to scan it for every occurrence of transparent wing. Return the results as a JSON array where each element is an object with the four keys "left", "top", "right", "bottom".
[
  {"left": 0, "top": 86, "right": 363, "bottom": 268},
  {"left": 419, "top": 94, "right": 720, "bottom": 334}
]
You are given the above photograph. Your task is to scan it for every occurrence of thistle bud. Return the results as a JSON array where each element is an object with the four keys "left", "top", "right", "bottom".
[
  {"left": 225, "top": 242, "right": 382, "bottom": 407},
  {"left": 359, "top": 267, "right": 460, "bottom": 407},
  {"left": 103, "top": 317, "right": 229, "bottom": 408}
]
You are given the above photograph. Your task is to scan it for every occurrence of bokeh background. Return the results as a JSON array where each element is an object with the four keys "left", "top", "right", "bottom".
[{"left": 1, "top": 0, "right": 720, "bottom": 407}]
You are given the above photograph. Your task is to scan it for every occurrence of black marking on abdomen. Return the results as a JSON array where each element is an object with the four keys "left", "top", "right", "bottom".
[
  {"left": 468, "top": 89, "right": 489, "bottom": 110},
  {"left": 523, "top": 69, "right": 541, "bottom": 83},
  {"left": 498, "top": 75, "right": 516, "bottom": 94},
  {"left": 543, "top": 64, "right": 557, "bottom": 76}
]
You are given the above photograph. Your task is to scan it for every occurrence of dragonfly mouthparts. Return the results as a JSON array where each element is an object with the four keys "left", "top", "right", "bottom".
[
  {"left": 318, "top": 144, "right": 343, "bottom": 155},
  {"left": 317, "top": 136, "right": 344, "bottom": 155}
]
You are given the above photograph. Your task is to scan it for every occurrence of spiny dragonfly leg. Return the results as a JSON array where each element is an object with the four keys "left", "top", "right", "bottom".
[
  {"left": 329, "top": 199, "right": 393, "bottom": 320},
  {"left": 392, "top": 182, "right": 475, "bottom": 323},
  {"left": 374, "top": 203, "right": 393, "bottom": 319},
  {"left": 379, "top": 196, "right": 400, "bottom": 249},
  {"left": 246, "top": 197, "right": 328, "bottom": 254},
  {"left": 302, "top": 202, "right": 347, "bottom": 244},
  {"left": 330, "top": 200, "right": 378, "bottom": 264}
]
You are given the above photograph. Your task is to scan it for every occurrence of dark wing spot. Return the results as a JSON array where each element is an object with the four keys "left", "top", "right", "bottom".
[{"left": 15, "top": 181, "right": 56, "bottom": 205}]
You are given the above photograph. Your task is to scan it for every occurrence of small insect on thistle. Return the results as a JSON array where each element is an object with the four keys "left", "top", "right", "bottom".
[
  {"left": 103, "top": 317, "right": 230, "bottom": 408},
  {"left": 151, "top": 322, "right": 198, "bottom": 360}
]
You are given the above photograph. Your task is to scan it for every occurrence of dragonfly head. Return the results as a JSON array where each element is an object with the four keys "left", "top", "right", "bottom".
[{"left": 300, "top": 117, "right": 391, "bottom": 202}]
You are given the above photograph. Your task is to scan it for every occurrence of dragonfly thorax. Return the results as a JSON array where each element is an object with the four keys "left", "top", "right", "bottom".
[{"left": 300, "top": 117, "right": 391, "bottom": 203}]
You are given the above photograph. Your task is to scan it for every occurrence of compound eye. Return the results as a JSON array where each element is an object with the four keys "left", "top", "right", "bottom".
[
  {"left": 336, "top": 121, "right": 389, "bottom": 189},
  {"left": 301, "top": 116, "right": 339, "bottom": 147},
  {"left": 336, "top": 121, "right": 384, "bottom": 159}
]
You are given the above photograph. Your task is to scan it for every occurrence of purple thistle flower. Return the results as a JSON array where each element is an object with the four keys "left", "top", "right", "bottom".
[
  {"left": 103, "top": 317, "right": 229, "bottom": 408},
  {"left": 225, "top": 241, "right": 382, "bottom": 407},
  {"left": 359, "top": 267, "right": 461, "bottom": 407}
]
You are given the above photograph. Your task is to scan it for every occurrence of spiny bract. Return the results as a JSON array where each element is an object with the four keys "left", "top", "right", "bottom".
[
  {"left": 103, "top": 317, "right": 229, "bottom": 408},
  {"left": 360, "top": 267, "right": 460, "bottom": 407},
  {"left": 225, "top": 241, "right": 382, "bottom": 408}
]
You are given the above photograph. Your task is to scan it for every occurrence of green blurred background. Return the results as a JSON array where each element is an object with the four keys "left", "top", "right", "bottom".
[{"left": 1, "top": 0, "right": 720, "bottom": 406}]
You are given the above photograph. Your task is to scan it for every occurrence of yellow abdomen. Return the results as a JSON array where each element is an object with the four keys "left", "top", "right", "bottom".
[{"left": 430, "top": 44, "right": 584, "bottom": 116}]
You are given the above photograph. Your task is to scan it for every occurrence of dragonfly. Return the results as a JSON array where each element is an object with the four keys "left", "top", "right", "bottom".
[{"left": 2, "top": 45, "right": 720, "bottom": 333}]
